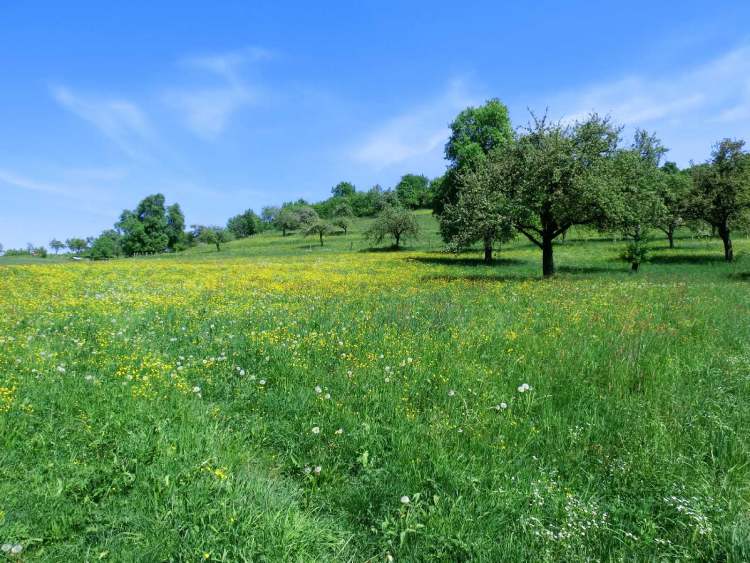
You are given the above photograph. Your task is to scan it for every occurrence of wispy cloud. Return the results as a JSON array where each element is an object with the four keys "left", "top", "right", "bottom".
[
  {"left": 0, "top": 168, "right": 117, "bottom": 217},
  {"left": 164, "top": 47, "right": 269, "bottom": 138},
  {"left": 553, "top": 45, "right": 750, "bottom": 128},
  {"left": 51, "top": 86, "right": 153, "bottom": 158},
  {"left": 351, "top": 80, "right": 480, "bottom": 171}
]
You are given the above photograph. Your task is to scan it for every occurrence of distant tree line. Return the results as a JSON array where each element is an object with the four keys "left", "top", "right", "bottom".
[{"left": 8, "top": 98, "right": 747, "bottom": 265}]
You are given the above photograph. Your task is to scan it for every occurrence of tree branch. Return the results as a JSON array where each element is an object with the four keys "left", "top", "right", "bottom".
[{"left": 515, "top": 225, "right": 543, "bottom": 248}]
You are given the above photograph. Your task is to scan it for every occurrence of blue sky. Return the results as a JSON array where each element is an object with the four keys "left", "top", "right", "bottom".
[{"left": 1, "top": 1, "right": 749, "bottom": 249}]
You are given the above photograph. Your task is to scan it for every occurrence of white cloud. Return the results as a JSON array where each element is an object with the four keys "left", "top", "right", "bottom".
[
  {"left": 0, "top": 168, "right": 116, "bottom": 217},
  {"left": 51, "top": 86, "right": 153, "bottom": 158},
  {"left": 164, "top": 47, "right": 268, "bottom": 139},
  {"left": 553, "top": 45, "right": 750, "bottom": 142},
  {"left": 351, "top": 80, "right": 480, "bottom": 170}
]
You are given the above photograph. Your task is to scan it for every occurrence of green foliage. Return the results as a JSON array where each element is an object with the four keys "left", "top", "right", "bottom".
[
  {"left": 331, "top": 181, "right": 356, "bottom": 198},
  {"left": 196, "top": 226, "right": 234, "bottom": 251},
  {"left": 49, "top": 239, "right": 65, "bottom": 254},
  {"left": 656, "top": 162, "right": 692, "bottom": 247},
  {"left": 488, "top": 112, "right": 621, "bottom": 276},
  {"left": 304, "top": 220, "right": 334, "bottom": 246},
  {"left": 227, "top": 209, "right": 261, "bottom": 239},
  {"left": 395, "top": 174, "right": 431, "bottom": 209},
  {"left": 88, "top": 230, "right": 122, "bottom": 260},
  {"left": 65, "top": 237, "right": 88, "bottom": 255},
  {"left": 331, "top": 217, "right": 351, "bottom": 234},
  {"left": 689, "top": 138, "right": 750, "bottom": 261},
  {"left": 365, "top": 206, "right": 419, "bottom": 249},
  {"left": 436, "top": 99, "right": 514, "bottom": 215},
  {"left": 261, "top": 206, "right": 281, "bottom": 225},
  {"left": 439, "top": 163, "right": 514, "bottom": 262},
  {"left": 601, "top": 130, "right": 668, "bottom": 270},
  {"left": 116, "top": 194, "right": 185, "bottom": 255}
]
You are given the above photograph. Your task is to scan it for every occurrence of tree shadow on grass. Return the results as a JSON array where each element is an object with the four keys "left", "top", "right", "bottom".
[
  {"left": 409, "top": 255, "right": 526, "bottom": 267},
  {"left": 728, "top": 272, "right": 750, "bottom": 282},
  {"left": 556, "top": 264, "right": 622, "bottom": 274},
  {"left": 647, "top": 254, "right": 733, "bottom": 265},
  {"left": 423, "top": 273, "right": 542, "bottom": 283},
  {"left": 359, "top": 245, "right": 409, "bottom": 253}
]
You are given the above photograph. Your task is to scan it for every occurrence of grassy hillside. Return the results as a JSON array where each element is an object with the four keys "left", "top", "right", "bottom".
[{"left": 1, "top": 216, "right": 749, "bottom": 560}]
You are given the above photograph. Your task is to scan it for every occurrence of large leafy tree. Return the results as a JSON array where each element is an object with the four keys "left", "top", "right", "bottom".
[
  {"left": 227, "top": 209, "right": 261, "bottom": 238},
  {"left": 166, "top": 203, "right": 186, "bottom": 250},
  {"left": 331, "top": 181, "right": 356, "bottom": 198},
  {"left": 435, "top": 99, "right": 514, "bottom": 215},
  {"left": 276, "top": 208, "right": 301, "bottom": 236},
  {"left": 688, "top": 139, "right": 750, "bottom": 261},
  {"left": 491, "top": 113, "right": 620, "bottom": 277},
  {"left": 365, "top": 206, "right": 419, "bottom": 249},
  {"left": 117, "top": 194, "right": 183, "bottom": 255},
  {"left": 603, "top": 131, "right": 667, "bottom": 272},
  {"left": 395, "top": 174, "right": 430, "bottom": 209},
  {"left": 88, "top": 230, "right": 122, "bottom": 260},
  {"left": 656, "top": 162, "right": 692, "bottom": 248},
  {"left": 439, "top": 163, "right": 514, "bottom": 263},
  {"left": 65, "top": 237, "right": 88, "bottom": 255}
]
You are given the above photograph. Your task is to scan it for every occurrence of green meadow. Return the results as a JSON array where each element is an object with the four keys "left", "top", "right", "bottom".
[{"left": 1, "top": 215, "right": 749, "bottom": 561}]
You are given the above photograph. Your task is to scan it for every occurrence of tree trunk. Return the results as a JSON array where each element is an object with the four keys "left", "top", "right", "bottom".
[
  {"left": 718, "top": 224, "right": 733, "bottom": 261},
  {"left": 542, "top": 235, "right": 554, "bottom": 278},
  {"left": 631, "top": 261, "right": 640, "bottom": 272},
  {"left": 215, "top": 242, "right": 220, "bottom": 251},
  {"left": 394, "top": 234, "right": 400, "bottom": 249},
  {"left": 483, "top": 238, "right": 493, "bottom": 264},
  {"left": 667, "top": 228, "right": 674, "bottom": 249},
  {"left": 282, "top": 228, "right": 287, "bottom": 237},
  {"left": 319, "top": 232, "right": 324, "bottom": 246}
]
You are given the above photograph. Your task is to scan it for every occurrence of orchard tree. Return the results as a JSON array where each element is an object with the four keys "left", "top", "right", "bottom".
[
  {"left": 49, "top": 239, "right": 65, "bottom": 254},
  {"left": 261, "top": 206, "right": 280, "bottom": 225},
  {"left": 491, "top": 113, "right": 620, "bottom": 277},
  {"left": 604, "top": 131, "right": 667, "bottom": 272},
  {"left": 66, "top": 237, "right": 88, "bottom": 255},
  {"left": 365, "top": 206, "right": 419, "bottom": 249},
  {"left": 656, "top": 162, "right": 692, "bottom": 248},
  {"left": 689, "top": 139, "right": 750, "bottom": 261},
  {"left": 197, "top": 226, "right": 234, "bottom": 251},
  {"left": 304, "top": 220, "right": 334, "bottom": 246},
  {"left": 296, "top": 205, "right": 320, "bottom": 227},
  {"left": 116, "top": 194, "right": 182, "bottom": 255},
  {"left": 227, "top": 209, "right": 261, "bottom": 238},
  {"left": 276, "top": 208, "right": 301, "bottom": 236},
  {"left": 166, "top": 203, "right": 186, "bottom": 250},
  {"left": 439, "top": 163, "right": 514, "bottom": 263},
  {"left": 395, "top": 174, "right": 430, "bottom": 208},
  {"left": 89, "top": 230, "right": 122, "bottom": 260},
  {"left": 435, "top": 98, "right": 514, "bottom": 215},
  {"left": 331, "top": 181, "right": 356, "bottom": 198}
]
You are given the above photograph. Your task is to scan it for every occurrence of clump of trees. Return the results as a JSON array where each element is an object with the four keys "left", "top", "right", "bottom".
[
  {"left": 194, "top": 226, "right": 234, "bottom": 251},
  {"left": 434, "top": 97, "right": 750, "bottom": 275},
  {"left": 226, "top": 209, "right": 261, "bottom": 239},
  {"left": 116, "top": 194, "right": 186, "bottom": 255}
]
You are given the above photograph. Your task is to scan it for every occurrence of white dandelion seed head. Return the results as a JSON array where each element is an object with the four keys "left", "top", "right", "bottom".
[
  {"left": 400, "top": 495, "right": 410, "bottom": 504},
  {"left": 311, "top": 426, "right": 320, "bottom": 434},
  {"left": 314, "top": 465, "right": 322, "bottom": 474},
  {"left": 448, "top": 389, "right": 455, "bottom": 397},
  {"left": 324, "top": 393, "right": 331, "bottom": 400},
  {"left": 259, "top": 379, "right": 266, "bottom": 385},
  {"left": 335, "top": 428, "right": 344, "bottom": 435},
  {"left": 192, "top": 386, "right": 201, "bottom": 394},
  {"left": 314, "top": 385, "right": 322, "bottom": 394}
]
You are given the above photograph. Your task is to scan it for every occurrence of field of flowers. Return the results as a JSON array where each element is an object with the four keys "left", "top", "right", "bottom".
[{"left": 1, "top": 228, "right": 749, "bottom": 561}]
